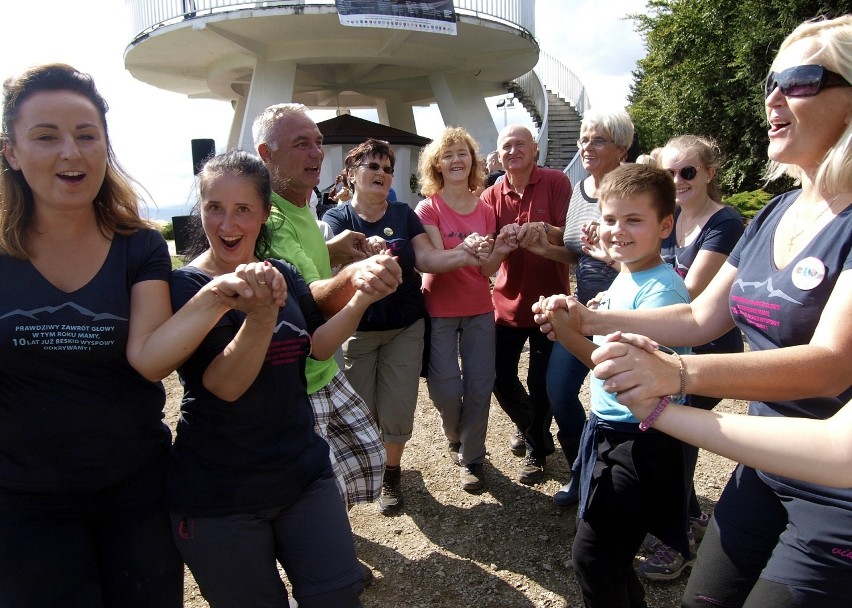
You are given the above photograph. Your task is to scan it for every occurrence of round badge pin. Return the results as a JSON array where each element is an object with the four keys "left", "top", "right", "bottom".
[
  {"left": 791, "top": 256, "right": 825, "bottom": 291},
  {"left": 383, "top": 227, "right": 393, "bottom": 237}
]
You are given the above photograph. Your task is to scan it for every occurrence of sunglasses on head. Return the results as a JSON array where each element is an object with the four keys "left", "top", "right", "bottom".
[
  {"left": 765, "top": 64, "right": 851, "bottom": 98},
  {"left": 666, "top": 166, "right": 698, "bottom": 180},
  {"left": 358, "top": 162, "right": 394, "bottom": 176}
]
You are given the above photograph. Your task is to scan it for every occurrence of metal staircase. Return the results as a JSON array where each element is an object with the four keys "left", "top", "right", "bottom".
[{"left": 507, "top": 51, "right": 590, "bottom": 186}]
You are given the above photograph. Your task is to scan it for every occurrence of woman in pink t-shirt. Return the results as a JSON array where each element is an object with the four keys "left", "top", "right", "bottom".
[{"left": 415, "top": 127, "right": 515, "bottom": 492}]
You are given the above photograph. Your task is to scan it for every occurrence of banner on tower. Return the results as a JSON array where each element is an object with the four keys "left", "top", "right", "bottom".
[{"left": 335, "top": 1, "right": 457, "bottom": 36}]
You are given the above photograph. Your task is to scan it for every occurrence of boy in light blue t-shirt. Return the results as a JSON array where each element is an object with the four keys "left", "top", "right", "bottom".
[{"left": 538, "top": 164, "right": 692, "bottom": 607}]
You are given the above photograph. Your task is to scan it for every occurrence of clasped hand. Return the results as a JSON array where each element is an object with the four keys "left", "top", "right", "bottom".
[{"left": 210, "top": 261, "right": 287, "bottom": 315}]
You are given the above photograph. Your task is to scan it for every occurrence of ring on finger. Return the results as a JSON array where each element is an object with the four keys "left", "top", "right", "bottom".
[{"left": 258, "top": 280, "right": 267, "bottom": 285}]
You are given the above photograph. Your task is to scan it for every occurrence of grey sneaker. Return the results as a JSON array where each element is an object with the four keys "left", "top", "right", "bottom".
[
  {"left": 377, "top": 467, "right": 403, "bottom": 515},
  {"left": 690, "top": 512, "right": 710, "bottom": 541},
  {"left": 460, "top": 463, "right": 485, "bottom": 492},
  {"left": 517, "top": 453, "right": 545, "bottom": 484},
  {"left": 640, "top": 531, "right": 696, "bottom": 581},
  {"left": 447, "top": 442, "right": 461, "bottom": 466},
  {"left": 509, "top": 428, "right": 526, "bottom": 456}
]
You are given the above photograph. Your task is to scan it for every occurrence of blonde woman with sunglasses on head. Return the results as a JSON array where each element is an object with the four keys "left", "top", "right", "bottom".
[{"left": 536, "top": 14, "right": 852, "bottom": 607}]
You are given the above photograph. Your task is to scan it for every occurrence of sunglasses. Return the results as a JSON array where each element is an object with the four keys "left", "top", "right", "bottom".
[
  {"left": 765, "top": 64, "right": 851, "bottom": 98},
  {"left": 358, "top": 162, "right": 394, "bottom": 176},
  {"left": 666, "top": 166, "right": 699, "bottom": 180}
]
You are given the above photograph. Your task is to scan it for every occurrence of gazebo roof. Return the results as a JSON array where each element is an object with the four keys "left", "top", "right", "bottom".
[{"left": 316, "top": 114, "right": 431, "bottom": 147}]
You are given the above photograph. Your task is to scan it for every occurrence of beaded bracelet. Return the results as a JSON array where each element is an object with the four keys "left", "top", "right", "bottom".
[
  {"left": 639, "top": 395, "right": 670, "bottom": 431},
  {"left": 657, "top": 345, "right": 686, "bottom": 404}
]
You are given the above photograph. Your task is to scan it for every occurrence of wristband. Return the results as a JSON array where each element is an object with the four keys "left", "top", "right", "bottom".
[
  {"left": 606, "top": 258, "right": 616, "bottom": 266},
  {"left": 639, "top": 396, "right": 670, "bottom": 431}
]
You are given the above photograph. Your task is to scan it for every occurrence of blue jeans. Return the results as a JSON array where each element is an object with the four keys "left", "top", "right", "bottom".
[
  {"left": 546, "top": 341, "right": 588, "bottom": 467},
  {"left": 492, "top": 324, "right": 555, "bottom": 460}
]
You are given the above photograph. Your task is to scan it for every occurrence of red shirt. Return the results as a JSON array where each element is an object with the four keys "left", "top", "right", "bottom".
[{"left": 480, "top": 165, "right": 572, "bottom": 327}]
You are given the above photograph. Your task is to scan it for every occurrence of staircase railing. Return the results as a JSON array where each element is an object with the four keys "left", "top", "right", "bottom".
[{"left": 511, "top": 70, "right": 549, "bottom": 162}]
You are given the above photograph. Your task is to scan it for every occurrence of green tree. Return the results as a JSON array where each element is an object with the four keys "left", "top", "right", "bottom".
[{"left": 628, "top": 0, "right": 846, "bottom": 195}]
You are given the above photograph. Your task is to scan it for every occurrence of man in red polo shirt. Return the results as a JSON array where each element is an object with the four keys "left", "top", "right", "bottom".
[{"left": 480, "top": 124, "right": 574, "bottom": 484}]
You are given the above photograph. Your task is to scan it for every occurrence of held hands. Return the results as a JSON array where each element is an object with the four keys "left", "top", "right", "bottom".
[
  {"left": 590, "top": 331, "right": 678, "bottom": 413},
  {"left": 364, "top": 235, "right": 387, "bottom": 256},
  {"left": 461, "top": 232, "right": 493, "bottom": 263},
  {"left": 211, "top": 261, "right": 287, "bottom": 316},
  {"left": 350, "top": 253, "right": 402, "bottom": 303},
  {"left": 532, "top": 294, "right": 584, "bottom": 343},
  {"left": 327, "top": 229, "right": 369, "bottom": 266},
  {"left": 532, "top": 294, "right": 587, "bottom": 340},
  {"left": 516, "top": 222, "right": 550, "bottom": 256}
]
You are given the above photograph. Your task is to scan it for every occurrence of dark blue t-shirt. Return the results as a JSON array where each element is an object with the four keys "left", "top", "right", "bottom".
[
  {"left": 0, "top": 229, "right": 171, "bottom": 492},
  {"left": 323, "top": 201, "right": 426, "bottom": 331},
  {"left": 662, "top": 205, "right": 744, "bottom": 354},
  {"left": 728, "top": 189, "right": 852, "bottom": 508},
  {"left": 169, "top": 259, "right": 330, "bottom": 516}
]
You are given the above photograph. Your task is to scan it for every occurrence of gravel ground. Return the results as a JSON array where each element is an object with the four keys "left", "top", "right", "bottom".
[{"left": 163, "top": 355, "right": 744, "bottom": 608}]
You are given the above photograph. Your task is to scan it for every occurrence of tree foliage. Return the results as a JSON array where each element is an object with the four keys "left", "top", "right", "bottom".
[{"left": 627, "top": 0, "right": 847, "bottom": 195}]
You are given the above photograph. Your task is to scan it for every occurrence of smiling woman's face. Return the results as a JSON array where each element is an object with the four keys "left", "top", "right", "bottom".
[
  {"left": 350, "top": 153, "right": 393, "bottom": 199},
  {"left": 3, "top": 90, "right": 107, "bottom": 214},
  {"left": 201, "top": 172, "right": 270, "bottom": 272}
]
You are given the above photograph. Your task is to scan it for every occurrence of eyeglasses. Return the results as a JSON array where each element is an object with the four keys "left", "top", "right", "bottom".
[
  {"left": 765, "top": 64, "right": 851, "bottom": 98},
  {"left": 358, "top": 162, "right": 394, "bottom": 176},
  {"left": 577, "top": 137, "right": 613, "bottom": 150},
  {"left": 666, "top": 166, "right": 699, "bottom": 180}
]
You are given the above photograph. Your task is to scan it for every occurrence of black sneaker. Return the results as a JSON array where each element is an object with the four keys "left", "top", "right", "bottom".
[
  {"left": 509, "top": 428, "right": 526, "bottom": 456},
  {"left": 377, "top": 467, "right": 403, "bottom": 515},
  {"left": 460, "top": 463, "right": 485, "bottom": 492},
  {"left": 518, "top": 454, "right": 545, "bottom": 484},
  {"left": 553, "top": 479, "right": 579, "bottom": 508}
]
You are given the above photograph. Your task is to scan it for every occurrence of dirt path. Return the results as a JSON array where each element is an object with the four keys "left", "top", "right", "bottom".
[{"left": 163, "top": 363, "right": 742, "bottom": 608}]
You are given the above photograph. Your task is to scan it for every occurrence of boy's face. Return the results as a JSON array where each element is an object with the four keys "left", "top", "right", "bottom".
[{"left": 599, "top": 192, "right": 673, "bottom": 273}]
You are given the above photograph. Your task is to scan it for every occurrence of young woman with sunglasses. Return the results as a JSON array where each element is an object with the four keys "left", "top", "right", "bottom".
[
  {"left": 322, "top": 139, "right": 487, "bottom": 516},
  {"left": 536, "top": 14, "right": 852, "bottom": 607}
]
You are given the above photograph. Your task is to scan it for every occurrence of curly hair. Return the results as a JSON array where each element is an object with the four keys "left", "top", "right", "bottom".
[
  {"left": 417, "top": 127, "right": 484, "bottom": 197},
  {"left": 1, "top": 63, "right": 149, "bottom": 258}
]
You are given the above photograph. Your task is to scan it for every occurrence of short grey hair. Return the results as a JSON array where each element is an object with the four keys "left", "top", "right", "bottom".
[
  {"left": 252, "top": 103, "right": 310, "bottom": 151},
  {"left": 580, "top": 108, "right": 635, "bottom": 149}
]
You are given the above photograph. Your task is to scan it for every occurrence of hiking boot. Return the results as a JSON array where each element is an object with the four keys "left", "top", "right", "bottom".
[
  {"left": 517, "top": 453, "right": 545, "bottom": 485},
  {"left": 447, "top": 442, "right": 461, "bottom": 466},
  {"left": 689, "top": 512, "right": 710, "bottom": 542},
  {"left": 509, "top": 428, "right": 526, "bottom": 456},
  {"left": 460, "top": 463, "right": 485, "bottom": 492},
  {"left": 553, "top": 479, "right": 579, "bottom": 508},
  {"left": 377, "top": 466, "right": 403, "bottom": 515},
  {"left": 641, "top": 533, "right": 664, "bottom": 554},
  {"left": 640, "top": 532, "right": 696, "bottom": 582}
]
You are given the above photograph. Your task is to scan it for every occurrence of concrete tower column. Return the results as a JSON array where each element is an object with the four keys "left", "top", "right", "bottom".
[
  {"left": 377, "top": 95, "right": 417, "bottom": 134},
  {"left": 429, "top": 72, "right": 498, "bottom": 155},
  {"left": 237, "top": 58, "right": 297, "bottom": 150}
]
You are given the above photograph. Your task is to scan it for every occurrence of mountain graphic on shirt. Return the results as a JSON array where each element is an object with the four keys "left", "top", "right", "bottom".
[
  {"left": 274, "top": 319, "right": 310, "bottom": 340},
  {"left": 732, "top": 278, "right": 801, "bottom": 305},
  {"left": 0, "top": 301, "right": 127, "bottom": 322}
]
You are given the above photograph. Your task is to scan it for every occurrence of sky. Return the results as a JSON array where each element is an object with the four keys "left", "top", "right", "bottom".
[{"left": 0, "top": 0, "right": 647, "bottom": 219}]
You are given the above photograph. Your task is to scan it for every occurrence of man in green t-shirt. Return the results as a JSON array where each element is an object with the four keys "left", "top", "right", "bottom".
[{"left": 253, "top": 103, "right": 401, "bottom": 514}]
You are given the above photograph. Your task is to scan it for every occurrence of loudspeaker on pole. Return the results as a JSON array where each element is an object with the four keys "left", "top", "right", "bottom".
[{"left": 191, "top": 138, "right": 216, "bottom": 175}]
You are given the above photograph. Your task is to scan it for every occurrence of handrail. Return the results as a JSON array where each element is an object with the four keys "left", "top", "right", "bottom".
[
  {"left": 511, "top": 70, "right": 548, "bottom": 160},
  {"left": 534, "top": 50, "right": 590, "bottom": 118},
  {"left": 125, "top": 0, "right": 535, "bottom": 42},
  {"left": 564, "top": 150, "right": 587, "bottom": 187}
]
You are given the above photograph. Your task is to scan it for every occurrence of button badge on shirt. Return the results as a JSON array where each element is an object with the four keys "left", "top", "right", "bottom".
[{"left": 791, "top": 257, "right": 826, "bottom": 291}]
